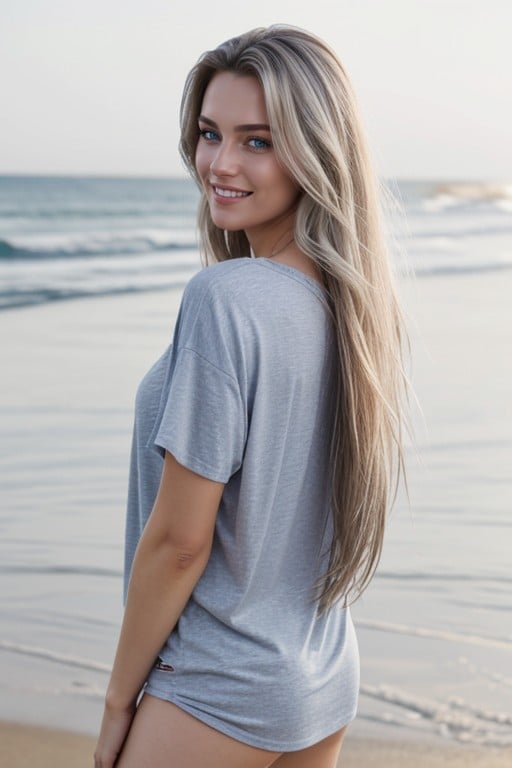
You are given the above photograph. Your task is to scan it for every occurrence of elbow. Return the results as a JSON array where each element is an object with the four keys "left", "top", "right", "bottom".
[
  {"left": 138, "top": 497, "right": 216, "bottom": 573},
  {"left": 174, "top": 547, "right": 206, "bottom": 570},
  {"left": 161, "top": 535, "right": 213, "bottom": 572}
]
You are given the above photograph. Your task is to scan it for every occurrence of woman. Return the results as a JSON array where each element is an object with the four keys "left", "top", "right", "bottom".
[{"left": 95, "top": 25, "right": 410, "bottom": 768}]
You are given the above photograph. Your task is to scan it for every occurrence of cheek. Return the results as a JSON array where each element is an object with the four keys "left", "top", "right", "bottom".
[
  {"left": 195, "top": 142, "right": 210, "bottom": 180},
  {"left": 262, "top": 160, "right": 299, "bottom": 201},
  {"left": 274, "top": 172, "right": 300, "bottom": 206}
]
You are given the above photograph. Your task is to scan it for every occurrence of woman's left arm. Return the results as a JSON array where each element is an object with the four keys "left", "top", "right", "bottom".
[{"left": 94, "top": 450, "right": 224, "bottom": 768}]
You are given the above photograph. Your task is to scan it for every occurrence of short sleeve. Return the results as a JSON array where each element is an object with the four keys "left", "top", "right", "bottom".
[
  {"left": 155, "top": 347, "right": 246, "bottom": 482},
  {"left": 152, "top": 271, "right": 248, "bottom": 483}
]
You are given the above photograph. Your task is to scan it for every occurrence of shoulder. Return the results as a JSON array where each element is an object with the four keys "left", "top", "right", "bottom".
[
  {"left": 173, "top": 260, "right": 258, "bottom": 377},
  {"left": 175, "top": 260, "right": 257, "bottom": 349},
  {"left": 184, "top": 258, "right": 257, "bottom": 303},
  {"left": 181, "top": 258, "right": 275, "bottom": 328},
  {"left": 181, "top": 258, "right": 329, "bottom": 335},
  {"left": 184, "top": 257, "right": 317, "bottom": 309}
]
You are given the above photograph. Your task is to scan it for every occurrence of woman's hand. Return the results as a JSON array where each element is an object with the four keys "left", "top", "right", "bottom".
[
  {"left": 93, "top": 452, "right": 223, "bottom": 765},
  {"left": 94, "top": 699, "right": 137, "bottom": 768}
]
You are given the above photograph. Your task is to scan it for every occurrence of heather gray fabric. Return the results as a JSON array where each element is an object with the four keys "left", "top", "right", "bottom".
[{"left": 124, "top": 257, "right": 359, "bottom": 750}]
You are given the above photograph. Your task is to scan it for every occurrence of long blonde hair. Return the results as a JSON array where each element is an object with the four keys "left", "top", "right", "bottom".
[{"left": 180, "top": 25, "right": 412, "bottom": 611}]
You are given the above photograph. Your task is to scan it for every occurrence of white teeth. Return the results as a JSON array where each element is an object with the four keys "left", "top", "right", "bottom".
[{"left": 214, "top": 186, "right": 250, "bottom": 198}]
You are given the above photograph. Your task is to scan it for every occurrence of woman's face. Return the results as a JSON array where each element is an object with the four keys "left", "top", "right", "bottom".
[{"left": 195, "top": 71, "right": 300, "bottom": 250}]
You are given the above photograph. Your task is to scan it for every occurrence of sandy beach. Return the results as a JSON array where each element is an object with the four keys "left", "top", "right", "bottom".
[
  {"left": 2, "top": 721, "right": 512, "bottom": 768},
  {"left": 1, "top": 268, "right": 512, "bottom": 753}
]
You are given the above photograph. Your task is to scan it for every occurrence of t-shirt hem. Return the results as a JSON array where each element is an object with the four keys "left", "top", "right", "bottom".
[
  {"left": 143, "top": 684, "right": 358, "bottom": 752},
  {"left": 154, "top": 436, "right": 235, "bottom": 484}
]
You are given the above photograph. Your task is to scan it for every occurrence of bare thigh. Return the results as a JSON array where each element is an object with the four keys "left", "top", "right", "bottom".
[
  {"left": 115, "top": 693, "right": 281, "bottom": 768},
  {"left": 269, "top": 726, "right": 347, "bottom": 768}
]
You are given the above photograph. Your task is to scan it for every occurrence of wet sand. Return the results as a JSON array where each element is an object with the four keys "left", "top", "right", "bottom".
[{"left": 1, "top": 721, "right": 511, "bottom": 768}]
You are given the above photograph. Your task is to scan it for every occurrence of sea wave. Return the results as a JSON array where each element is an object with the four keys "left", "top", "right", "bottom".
[
  {"left": 412, "top": 223, "right": 512, "bottom": 238},
  {"left": 356, "top": 619, "right": 512, "bottom": 650},
  {"left": 375, "top": 570, "right": 512, "bottom": 584},
  {"left": 360, "top": 683, "right": 512, "bottom": 747},
  {"left": 0, "top": 231, "right": 197, "bottom": 261},
  {"left": 0, "top": 563, "right": 122, "bottom": 578},
  {"left": 2, "top": 636, "right": 510, "bottom": 747},
  {"left": 411, "top": 259, "right": 512, "bottom": 278},
  {"left": 0, "top": 206, "right": 184, "bottom": 219},
  {"left": 433, "top": 181, "right": 512, "bottom": 200},
  {"left": 424, "top": 182, "right": 512, "bottom": 214},
  {"left": 396, "top": 254, "right": 512, "bottom": 278},
  {"left": 1, "top": 256, "right": 511, "bottom": 312},
  {"left": 0, "top": 279, "right": 190, "bottom": 311},
  {"left": 0, "top": 639, "right": 110, "bottom": 673}
]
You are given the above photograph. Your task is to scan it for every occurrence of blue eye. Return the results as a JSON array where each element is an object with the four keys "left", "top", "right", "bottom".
[
  {"left": 248, "top": 137, "right": 271, "bottom": 150},
  {"left": 199, "top": 129, "right": 220, "bottom": 142}
]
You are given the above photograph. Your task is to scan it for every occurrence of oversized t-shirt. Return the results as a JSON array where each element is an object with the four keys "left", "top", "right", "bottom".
[{"left": 124, "top": 256, "right": 359, "bottom": 751}]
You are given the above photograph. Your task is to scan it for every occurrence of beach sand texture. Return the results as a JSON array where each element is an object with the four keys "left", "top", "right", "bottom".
[
  {"left": 2, "top": 272, "right": 512, "bottom": 745},
  {"left": 1, "top": 722, "right": 512, "bottom": 768}
]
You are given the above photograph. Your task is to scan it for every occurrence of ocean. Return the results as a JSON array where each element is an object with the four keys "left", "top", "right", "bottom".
[
  {"left": 1, "top": 175, "right": 511, "bottom": 748},
  {"left": 0, "top": 176, "right": 200, "bottom": 310},
  {"left": 1, "top": 176, "right": 512, "bottom": 311}
]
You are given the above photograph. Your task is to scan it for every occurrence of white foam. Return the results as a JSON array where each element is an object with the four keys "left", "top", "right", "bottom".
[
  {"left": 360, "top": 683, "right": 512, "bottom": 747},
  {"left": 458, "top": 656, "right": 512, "bottom": 688},
  {"left": 6, "top": 227, "right": 198, "bottom": 257},
  {"left": 357, "top": 619, "right": 512, "bottom": 650},
  {"left": 436, "top": 182, "right": 512, "bottom": 200},
  {"left": 422, "top": 194, "right": 459, "bottom": 212},
  {"left": 496, "top": 199, "right": 512, "bottom": 213}
]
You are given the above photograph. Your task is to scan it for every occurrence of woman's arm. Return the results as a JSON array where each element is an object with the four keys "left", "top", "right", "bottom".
[{"left": 94, "top": 451, "right": 224, "bottom": 768}]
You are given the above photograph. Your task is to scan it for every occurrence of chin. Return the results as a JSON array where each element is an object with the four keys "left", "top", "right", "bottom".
[{"left": 209, "top": 213, "right": 248, "bottom": 232}]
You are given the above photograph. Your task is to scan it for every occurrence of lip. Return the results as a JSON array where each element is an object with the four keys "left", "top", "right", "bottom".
[{"left": 210, "top": 182, "right": 253, "bottom": 204}]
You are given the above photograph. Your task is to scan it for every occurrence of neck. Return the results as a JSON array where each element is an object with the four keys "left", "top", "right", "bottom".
[
  {"left": 271, "top": 235, "right": 295, "bottom": 258},
  {"left": 247, "top": 227, "right": 296, "bottom": 260}
]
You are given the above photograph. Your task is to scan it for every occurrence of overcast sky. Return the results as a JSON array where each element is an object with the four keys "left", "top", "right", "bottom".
[{"left": 1, "top": 0, "right": 510, "bottom": 180}]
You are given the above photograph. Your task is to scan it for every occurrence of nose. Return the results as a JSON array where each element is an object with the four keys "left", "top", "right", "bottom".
[{"left": 209, "top": 140, "right": 239, "bottom": 178}]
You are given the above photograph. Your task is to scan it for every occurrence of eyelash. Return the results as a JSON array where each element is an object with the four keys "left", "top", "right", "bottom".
[
  {"left": 198, "top": 129, "right": 271, "bottom": 151},
  {"left": 198, "top": 129, "right": 220, "bottom": 142},
  {"left": 248, "top": 137, "right": 271, "bottom": 150}
]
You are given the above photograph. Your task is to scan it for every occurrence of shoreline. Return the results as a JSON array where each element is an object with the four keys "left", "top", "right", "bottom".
[
  {"left": 1, "top": 721, "right": 511, "bottom": 768},
  {"left": 2, "top": 274, "right": 511, "bottom": 749}
]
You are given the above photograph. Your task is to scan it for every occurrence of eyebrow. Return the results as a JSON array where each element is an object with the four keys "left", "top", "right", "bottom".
[{"left": 198, "top": 115, "right": 271, "bottom": 132}]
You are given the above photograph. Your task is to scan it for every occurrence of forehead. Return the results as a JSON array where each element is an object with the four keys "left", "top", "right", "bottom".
[{"left": 200, "top": 72, "right": 268, "bottom": 123}]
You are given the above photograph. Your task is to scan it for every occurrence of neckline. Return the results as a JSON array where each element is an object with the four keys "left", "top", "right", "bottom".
[{"left": 247, "top": 257, "right": 327, "bottom": 302}]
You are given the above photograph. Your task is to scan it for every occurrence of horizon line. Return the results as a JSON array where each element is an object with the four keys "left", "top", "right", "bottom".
[{"left": 1, "top": 171, "right": 510, "bottom": 184}]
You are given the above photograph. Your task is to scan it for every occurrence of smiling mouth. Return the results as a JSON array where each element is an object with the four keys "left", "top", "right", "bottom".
[{"left": 212, "top": 185, "right": 252, "bottom": 198}]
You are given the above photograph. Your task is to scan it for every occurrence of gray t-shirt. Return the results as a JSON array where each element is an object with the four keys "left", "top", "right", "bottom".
[{"left": 124, "top": 257, "right": 359, "bottom": 751}]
